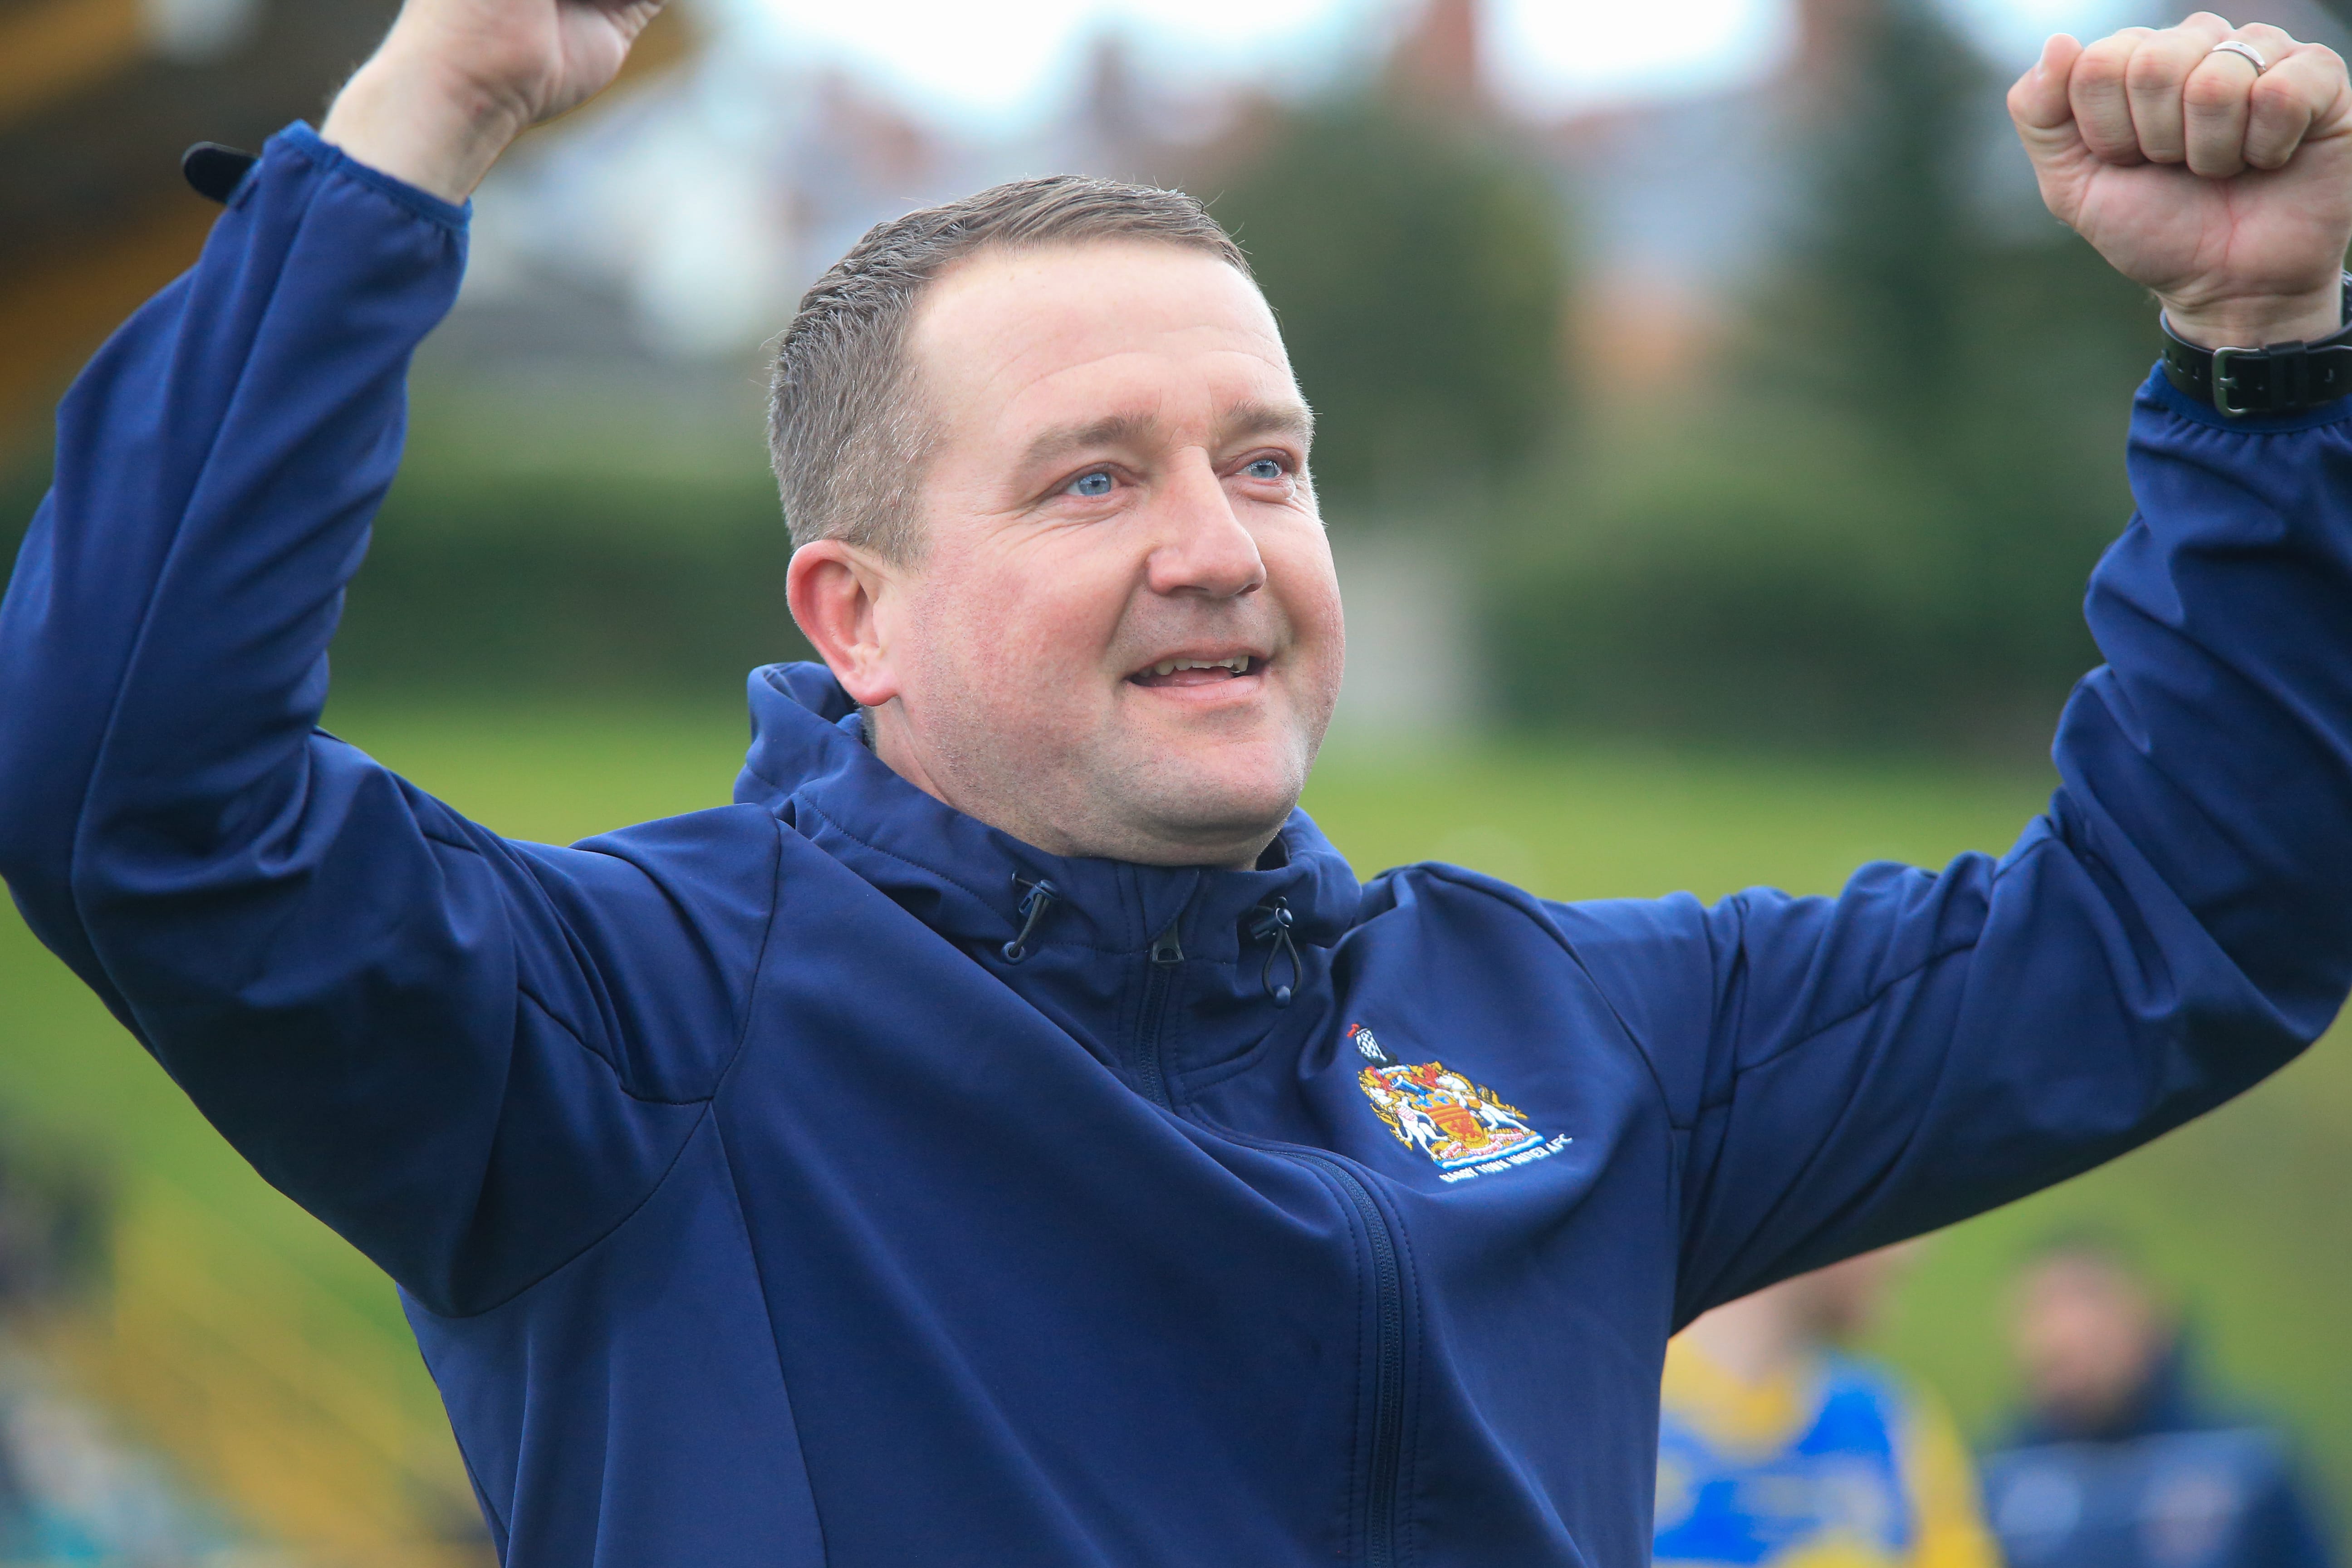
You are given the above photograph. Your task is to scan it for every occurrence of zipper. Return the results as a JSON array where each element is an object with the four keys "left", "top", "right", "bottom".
[
  {"left": 1287, "top": 1151, "right": 1406, "bottom": 1568},
  {"left": 1128, "top": 908, "right": 1406, "bottom": 1561},
  {"left": 1132, "top": 918, "right": 1184, "bottom": 1108}
]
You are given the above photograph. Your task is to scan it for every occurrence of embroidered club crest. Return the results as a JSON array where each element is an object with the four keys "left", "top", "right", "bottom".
[{"left": 1349, "top": 1023, "right": 1560, "bottom": 1178}]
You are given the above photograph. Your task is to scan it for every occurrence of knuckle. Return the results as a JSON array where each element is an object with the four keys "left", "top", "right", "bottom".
[
  {"left": 2183, "top": 69, "right": 2243, "bottom": 110},
  {"left": 2075, "top": 47, "right": 2131, "bottom": 89},
  {"left": 2249, "top": 73, "right": 2299, "bottom": 108},
  {"left": 2125, "top": 48, "right": 2178, "bottom": 90}
]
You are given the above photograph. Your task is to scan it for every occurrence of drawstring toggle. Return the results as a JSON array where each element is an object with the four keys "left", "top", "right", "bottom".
[
  {"left": 1002, "top": 876, "right": 1061, "bottom": 963},
  {"left": 1247, "top": 898, "right": 1300, "bottom": 1007}
]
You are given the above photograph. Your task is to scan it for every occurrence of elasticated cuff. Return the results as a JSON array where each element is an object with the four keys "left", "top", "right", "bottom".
[{"left": 257, "top": 120, "right": 472, "bottom": 232}]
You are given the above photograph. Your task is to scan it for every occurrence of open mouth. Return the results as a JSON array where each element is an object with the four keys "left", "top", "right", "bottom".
[{"left": 1127, "top": 654, "right": 1264, "bottom": 689}]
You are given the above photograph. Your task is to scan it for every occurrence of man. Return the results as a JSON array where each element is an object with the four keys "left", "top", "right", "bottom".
[
  {"left": 1, "top": 2, "right": 2350, "bottom": 1563},
  {"left": 1981, "top": 1237, "right": 2337, "bottom": 1568},
  {"left": 1653, "top": 1247, "right": 1997, "bottom": 1568}
]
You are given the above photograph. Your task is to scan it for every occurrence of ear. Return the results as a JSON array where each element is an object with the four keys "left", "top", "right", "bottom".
[{"left": 787, "top": 539, "right": 906, "bottom": 706}]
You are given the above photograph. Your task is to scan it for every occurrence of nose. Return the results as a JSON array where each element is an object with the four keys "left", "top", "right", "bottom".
[{"left": 1143, "top": 451, "right": 1267, "bottom": 600}]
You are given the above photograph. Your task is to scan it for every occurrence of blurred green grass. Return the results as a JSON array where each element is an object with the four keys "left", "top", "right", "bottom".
[{"left": 2, "top": 701, "right": 2346, "bottom": 1508}]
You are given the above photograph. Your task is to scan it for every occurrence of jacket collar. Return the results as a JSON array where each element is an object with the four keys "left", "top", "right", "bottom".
[{"left": 733, "top": 663, "right": 1362, "bottom": 962}]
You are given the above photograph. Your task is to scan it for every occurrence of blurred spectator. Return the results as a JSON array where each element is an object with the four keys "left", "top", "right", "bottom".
[
  {"left": 1653, "top": 1245, "right": 1998, "bottom": 1567},
  {"left": 1981, "top": 1234, "right": 2337, "bottom": 1568},
  {"left": 0, "top": 1130, "right": 256, "bottom": 1567},
  {"left": 0, "top": 1356, "right": 252, "bottom": 1568},
  {"left": 0, "top": 1415, "right": 29, "bottom": 1565},
  {"left": 0, "top": 1127, "right": 109, "bottom": 1320}
]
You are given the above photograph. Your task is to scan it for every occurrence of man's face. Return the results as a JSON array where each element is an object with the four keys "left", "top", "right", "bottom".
[
  {"left": 2010, "top": 1254, "right": 2166, "bottom": 1431},
  {"left": 826, "top": 241, "right": 1344, "bottom": 867}
]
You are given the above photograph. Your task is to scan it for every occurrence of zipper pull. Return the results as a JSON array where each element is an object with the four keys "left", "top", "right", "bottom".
[{"left": 1151, "top": 920, "right": 1184, "bottom": 965}]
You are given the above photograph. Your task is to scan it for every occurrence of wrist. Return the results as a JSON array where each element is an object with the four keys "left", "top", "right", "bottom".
[
  {"left": 2158, "top": 274, "right": 2352, "bottom": 418},
  {"left": 319, "top": 43, "right": 528, "bottom": 203},
  {"left": 2158, "top": 284, "right": 2344, "bottom": 350}
]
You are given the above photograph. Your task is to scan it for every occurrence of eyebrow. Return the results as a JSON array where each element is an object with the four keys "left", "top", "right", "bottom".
[{"left": 1017, "top": 399, "right": 1316, "bottom": 475}]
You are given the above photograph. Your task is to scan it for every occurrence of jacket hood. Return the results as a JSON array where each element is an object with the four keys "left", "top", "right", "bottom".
[{"left": 732, "top": 663, "right": 1363, "bottom": 964}]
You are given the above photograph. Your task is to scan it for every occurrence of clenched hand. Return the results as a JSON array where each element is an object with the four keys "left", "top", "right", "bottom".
[
  {"left": 322, "top": 0, "right": 666, "bottom": 203},
  {"left": 2012, "top": 13, "right": 2352, "bottom": 348}
]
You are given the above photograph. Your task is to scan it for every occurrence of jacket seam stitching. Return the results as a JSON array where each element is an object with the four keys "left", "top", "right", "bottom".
[
  {"left": 512, "top": 985, "right": 714, "bottom": 1107},
  {"left": 1704, "top": 835, "right": 2045, "bottom": 1095},
  {"left": 1414, "top": 865, "right": 1680, "bottom": 1124},
  {"left": 715, "top": 817, "right": 790, "bottom": 1084},
  {"left": 444, "top": 1417, "right": 509, "bottom": 1549},
  {"left": 709, "top": 1110, "right": 832, "bottom": 1564},
  {"left": 1713, "top": 933, "right": 1982, "bottom": 1095},
  {"left": 431, "top": 1103, "right": 716, "bottom": 1320}
]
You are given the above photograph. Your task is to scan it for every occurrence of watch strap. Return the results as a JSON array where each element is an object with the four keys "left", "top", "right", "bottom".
[{"left": 2161, "top": 274, "right": 2352, "bottom": 417}]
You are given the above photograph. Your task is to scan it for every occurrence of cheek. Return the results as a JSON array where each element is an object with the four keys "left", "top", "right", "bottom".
[
  {"left": 915, "top": 550, "right": 1122, "bottom": 690},
  {"left": 1269, "top": 531, "right": 1346, "bottom": 668}
]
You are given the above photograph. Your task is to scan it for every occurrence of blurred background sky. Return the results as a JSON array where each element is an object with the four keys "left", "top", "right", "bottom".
[
  {"left": 6, "top": 0, "right": 2352, "bottom": 1563},
  {"left": 721, "top": 0, "right": 2134, "bottom": 125}
]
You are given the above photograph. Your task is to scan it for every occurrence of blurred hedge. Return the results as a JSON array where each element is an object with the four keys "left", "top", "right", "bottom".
[
  {"left": 339, "top": 466, "right": 808, "bottom": 696},
  {"left": 1486, "top": 0, "right": 2157, "bottom": 756},
  {"left": 0, "top": 451, "right": 811, "bottom": 701}
]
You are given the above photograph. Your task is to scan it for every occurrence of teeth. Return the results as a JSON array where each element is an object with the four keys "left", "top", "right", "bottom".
[{"left": 1148, "top": 657, "right": 1251, "bottom": 677}]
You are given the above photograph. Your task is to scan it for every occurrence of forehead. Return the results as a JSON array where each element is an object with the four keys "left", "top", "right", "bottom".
[
  {"left": 905, "top": 241, "right": 1298, "bottom": 438},
  {"left": 2021, "top": 1255, "right": 2146, "bottom": 1309}
]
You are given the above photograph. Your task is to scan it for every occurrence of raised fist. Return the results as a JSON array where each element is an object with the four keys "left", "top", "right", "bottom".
[
  {"left": 322, "top": 0, "right": 667, "bottom": 201},
  {"left": 2010, "top": 13, "right": 2352, "bottom": 348}
]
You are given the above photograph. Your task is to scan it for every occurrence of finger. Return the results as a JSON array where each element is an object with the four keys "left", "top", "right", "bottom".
[
  {"left": 2072, "top": 27, "right": 2158, "bottom": 163},
  {"left": 2185, "top": 43, "right": 2259, "bottom": 176},
  {"left": 2244, "top": 37, "right": 2341, "bottom": 168},
  {"left": 2009, "top": 32, "right": 2084, "bottom": 134},
  {"left": 2124, "top": 15, "right": 2231, "bottom": 162}
]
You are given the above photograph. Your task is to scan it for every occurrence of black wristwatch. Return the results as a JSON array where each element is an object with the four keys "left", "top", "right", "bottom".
[{"left": 2161, "top": 273, "right": 2352, "bottom": 417}]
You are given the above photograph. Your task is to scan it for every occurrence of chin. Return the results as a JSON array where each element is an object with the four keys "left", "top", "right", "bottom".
[{"left": 1123, "top": 745, "right": 1310, "bottom": 860}]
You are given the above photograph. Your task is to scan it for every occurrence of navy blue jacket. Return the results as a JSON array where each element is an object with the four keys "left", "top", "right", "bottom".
[
  {"left": 1984, "top": 1344, "right": 2337, "bottom": 1568},
  {"left": 5, "top": 124, "right": 2351, "bottom": 1568}
]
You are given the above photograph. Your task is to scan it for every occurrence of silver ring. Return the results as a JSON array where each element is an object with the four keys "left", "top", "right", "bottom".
[{"left": 2208, "top": 39, "right": 2270, "bottom": 74}]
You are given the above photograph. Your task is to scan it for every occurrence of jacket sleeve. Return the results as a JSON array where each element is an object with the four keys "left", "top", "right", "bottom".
[
  {"left": 0, "top": 125, "right": 777, "bottom": 1317},
  {"left": 1555, "top": 372, "right": 2352, "bottom": 1325}
]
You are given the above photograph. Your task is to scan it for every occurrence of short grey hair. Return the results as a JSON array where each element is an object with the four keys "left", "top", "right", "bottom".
[{"left": 766, "top": 175, "right": 1252, "bottom": 561}]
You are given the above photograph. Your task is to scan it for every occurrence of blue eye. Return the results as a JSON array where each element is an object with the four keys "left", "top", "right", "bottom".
[
  {"left": 1068, "top": 470, "right": 1113, "bottom": 498},
  {"left": 1245, "top": 458, "right": 1285, "bottom": 481}
]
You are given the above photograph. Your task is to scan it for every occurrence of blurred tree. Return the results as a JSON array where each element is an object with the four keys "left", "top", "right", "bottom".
[
  {"left": 1206, "top": 99, "right": 1572, "bottom": 518},
  {"left": 1762, "top": 0, "right": 2155, "bottom": 742},
  {"left": 1493, "top": 0, "right": 2158, "bottom": 754}
]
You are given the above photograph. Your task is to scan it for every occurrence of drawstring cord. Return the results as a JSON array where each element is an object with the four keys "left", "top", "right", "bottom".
[
  {"left": 1004, "top": 879, "right": 1297, "bottom": 1004},
  {"left": 1248, "top": 898, "right": 1300, "bottom": 1007},
  {"left": 1002, "top": 876, "right": 1061, "bottom": 963}
]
